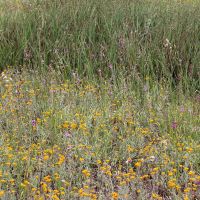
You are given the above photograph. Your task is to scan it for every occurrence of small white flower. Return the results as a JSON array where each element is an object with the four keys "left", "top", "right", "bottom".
[{"left": 149, "top": 156, "right": 156, "bottom": 162}]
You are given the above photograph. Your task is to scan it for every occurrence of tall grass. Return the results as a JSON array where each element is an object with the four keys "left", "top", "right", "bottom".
[
  {"left": 0, "top": 1, "right": 200, "bottom": 199},
  {"left": 0, "top": 0, "right": 199, "bottom": 93}
]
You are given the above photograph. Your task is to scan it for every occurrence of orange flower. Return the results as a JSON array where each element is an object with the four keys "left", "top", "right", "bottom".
[{"left": 112, "top": 192, "right": 118, "bottom": 199}]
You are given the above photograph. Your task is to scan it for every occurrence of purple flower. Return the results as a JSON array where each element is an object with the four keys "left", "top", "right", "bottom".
[
  {"left": 180, "top": 106, "right": 185, "bottom": 113},
  {"left": 143, "top": 84, "right": 148, "bottom": 92},
  {"left": 108, "top": 64, "right": 113, "bottom": 69},
  {"left": 50, "top": 89, "right": 56, "bottom": 93},
  {"left": 32, "top": 119, "right": 36, "bottom": 126},
  {"left": 171, "top": 122, "right": 178, "bottom": 129},
  {"left": 194, "top": 181, "right": 200, "bottom": 186},
  {"left": 66, "top": 145, "right": 73, "bottom": 150},
  {"left": 125, "top": 158, "right": 132, "bottom": 164},
  {"left": 64, "top": 131, "right": 71, "bottom": 138}
]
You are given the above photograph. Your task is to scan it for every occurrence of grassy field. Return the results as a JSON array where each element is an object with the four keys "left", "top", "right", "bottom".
[{"left": 0, "top": 0, "right": 200, "bottom": 200}]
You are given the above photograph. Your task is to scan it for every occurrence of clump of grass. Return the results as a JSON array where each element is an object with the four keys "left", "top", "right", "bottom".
[{"left": 0, "top": 0, "right": 200, "bottom": 92}]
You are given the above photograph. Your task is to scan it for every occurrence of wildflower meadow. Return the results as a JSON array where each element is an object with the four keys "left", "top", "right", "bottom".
[{"left": 0, "top": 0, "right": 199, "bottom": 200}]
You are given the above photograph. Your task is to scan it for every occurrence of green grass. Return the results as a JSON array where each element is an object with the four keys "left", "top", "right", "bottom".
[
  {"left": 0, "top": 0, "right": 199, "bottom": 92},
  {"left": 0, "top": 0, "right": 200, "bottom": 199}
]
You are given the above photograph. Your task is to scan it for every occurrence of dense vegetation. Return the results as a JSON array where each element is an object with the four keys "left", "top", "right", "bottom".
[
  {"left": 0, "top": 0, "right": 199, "bottom": 91},
  {"left": 0, "top": 0, "right": 199, "bottom": 199}
]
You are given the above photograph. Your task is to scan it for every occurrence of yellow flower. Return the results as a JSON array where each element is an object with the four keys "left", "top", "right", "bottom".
[
  {"left": 20, "top": 180, "right": 30, "bottom": 187},
  {"left": 184, "top": 187, "right": 191, "bottom": 193},
  {"left": 82, "top": 169, "right": 90, "bottom": 177},
  {"left": 54, "top": 173, "right": 60, "bottom": 181},
  {"left": 79, "top": 157, "right": 84, "bottom": 162},
  {"left": 70, "top": 122, "right": 78, "bottom": 129},
  {"left": 41, "top": 182, "right": 48, "bottom": 193},
  {"left": 43, "top": 153, "right": 49, "bottom": 161},
  {"left": 175, "top": 184, "right": 181, "bottom": 191},
  {"left": 168, "top": 171, "right": 173, "bottom": 176},
  {"left": 140, "top": 174, "right": 149, "bottom": 180},
  {"left": 57, "top": 154, "right": 65, "bottom": 165},
  {"left": 167, "top": 179, "right": 176, "bottom": 189},
  {"left": 63, "top": 121, "right": 69, "bottom": 129},
  {"left": 136, "top": 189, "right": 141, "bottom": 193},
  {"left": 52, "top": 194, "right": 60, "bottom": 200},
  {"left": 79, "top": 123, "right": 87, "bottom": 130},
  {"left": 141, "top": 128, "right": 149, "bottom": 134},
  {"left": 112, "top": 192, "right": 118, "bottom": 199},
  {"left": 97, "top": 159, "right": 102, "bottom": 165},
  {"left": 127, "top": 145, "right": 134, "bottom": 153},
  {"left": 188, "top": 171, "right": 195, "bottom": 176},
  {"left": 184, "top": 167, "right": 189, "bottom": 171},
  {"left": 0, "top": 190, "right": 5, "bottom": 197},
  {"left": 36, "top": 118, "right": 41, "bottom": 124},
  {"left": 32, "top": 188, "right": 37, "bottom": 192},
  {"left": 152, "top": 193, "right": 162, "bottom": 200},
  {"left": 23, "top": 180, "right": 30, "bottom": 185},
  {"left": 134, "top": 162, "right": 141, "bottom": 168},
  {"left": 183, "top": 195, "right": 189, "bottom": 200},
  {"left": 43, "top": 175, "right": 51, "bottom": 183},
  {"left": 186, "top": 147, "right": 193, "bottom": 153},
  {"left": 78, "top": 188, "right": 84, "bottom": 196}
]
